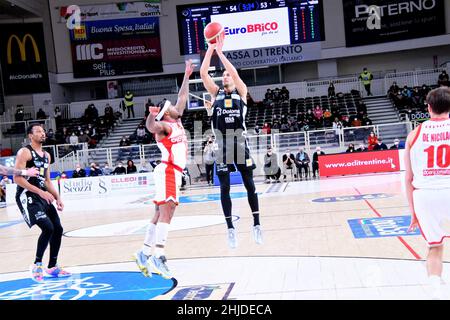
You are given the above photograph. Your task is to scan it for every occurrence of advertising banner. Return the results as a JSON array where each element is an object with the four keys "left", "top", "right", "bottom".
[
  {"left": 69, "top": 17, "right": 163, "bottom": 78},
  {"left": 342, "top": 0, "right": 446, "bottom": 47},
  {"left": 319, "top": 149, "right": 400, "bottom": 177},
  {"left": 0, "top": 23, "right": 50, "bottom": 95}
]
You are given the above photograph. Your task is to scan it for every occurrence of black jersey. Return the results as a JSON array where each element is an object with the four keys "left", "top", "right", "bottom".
[
  {"left": 211, "top": 88, "right": 247, "bottom": 135},
  {"left": 16, "top": 145, "right": 49, "bottom": 197}
]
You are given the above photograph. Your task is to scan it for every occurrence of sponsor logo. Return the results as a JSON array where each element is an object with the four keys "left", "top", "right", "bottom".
[
  {"left": 75, "top": 43, "right": 104, "bottom": 61},
  {"left": 111, "top": 175, "right": 148, "bottom": 190},
  {"left": 65, "top": 5, "right": 81, "bottom": 30},
  {"left": 355, "top": 0, "right": 436, "bottom": 18},
  {"left": 348, "top": 215, "right": 421, "bottom": 238},
  {"left": 73, "top": 25, "right": 86, "bottom": 40},
  {"left": 62, "top": 179, "right": 93, "bottom": 193},
  {"left": 0, "top": 271, "right": 176, "bottom": 300},
  {"left": 7, "top": 34, "right": 40, "bottom": 64},
  {"left": 224, "top": 22, "right": 278, "bottom": 35},
  {"left": 312, "top": 193, "right": 393, "bottom": 203},
  {"left": 155, "top": 283, "right": 234, "bottom": 300}
]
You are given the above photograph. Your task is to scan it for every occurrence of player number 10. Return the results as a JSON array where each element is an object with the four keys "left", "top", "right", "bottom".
[{"left": 424, "top": 145, "right": 450, "bottom": 168}]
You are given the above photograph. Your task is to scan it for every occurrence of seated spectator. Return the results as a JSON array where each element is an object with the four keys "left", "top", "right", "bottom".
[
  {"left": 313, "top": 105, "right": 323, "bottom": 127},
  {"left": 136, "top": 124, "right": 147, "bottom": 143},
  {"left": 126, "top": 159, "right": 137, "bottom": 174},
  {"left": 102, "top": 163, "right": 112, "bottom": 175},
  {"left": 272, "top": 87, "right": 281, "bottom": 101},
  {"left": 46, "top": 128, "right": 56, "bottom": 145},
  {"left": 264, "top": 88, "right": 273, "bottom": 103},
  {"left": 84, "top": 104, "right": 99, "bottom": 124},
  {"left": 295, "top": 148, "right": 310, "bottom": 180},
  {"left": 36, "top": 108, "right": 46, "bottom": 120},
  {"left": 97, "top": 118, "right": 110, "bottom": 138},
  {"left": 263, "top": 147, "right": 281, "bottom": 183},
  {"left": 112, "top": 162, "right": 126, "bottom": 175},
  {"left": 0, "top": 175, "right": 12, "bottom": 202},
  {"left": 262, "top": 122, "right": 272, "bottom": 135},
  {"left": 54, "top": 106, "right": 62, "bottom": 127},
  {"left": 69, "top": 132, "right": 79, "bottom": 145},
  {"left": 59, "top": 171, "right": 68, "bottom": 180},
  {"left": 390, "top": 138, "right": 402, "bottom": 149},
  {"left": 367, "top": 131, "right": 378, "bottom": 151},
  {"left": 138, "top": 160, "right": 151, "bottom": 173},
  {"left": 282, "top": 149, "right": 296, "bottom": 181},
  {"left": 333, "top": 118, "right": 343, "bottom": 142},
  {"left": 312, "top": 146, "right": 325, "bottom": 179},
  {"left": 280, "top": 121, "right": 290, "bottom": 133},
  {"left": 253, "top": 125, "right": 261, "bottom": 135},
  {"left": 72, "top": 164, "right": 86, "bottom": 178},
  {"left": 89, "top": 162, "right": 103, "bottom": 176},
  {"left": 346, "top": 143, "right": 356, "bottom": 153},
  {"left": 420, "top": 84, "right": 431, "bottom": 98},
  {"left": 280, "top": 86, "right": 289, "bottom": 101},
  {"left": 323, "top": 109, "right": 332, "bottom": 127},
  {"left": 328, "top": 82, "right": 336, "bottom": 98},
  {"left": 78, "top": 130, "right": 90, "bottom": 144},
  {"left": 356, "top": 143, "right": 368, "bottom": 152},
  {"left": 373, "top": 137, "right": 388, "bottom": 151},
  {"left": 341, "top": 115, "right": 350, "bottom": 128},
  {"left": 388, "top": 82, "right": 400, "bottom": 100},
  {"left": 117, "top": 136, "right": 131, "bottom": 161},
  {"left": 438, "top": 70, "right": 449, "bottom": 87}
]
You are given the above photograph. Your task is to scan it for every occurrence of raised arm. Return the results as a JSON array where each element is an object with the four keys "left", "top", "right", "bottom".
[
  {"left": 200, "top": 43, "right": 220, "bottom": 97},
  {"left": 214, "top": 33, "right": 247, "bottom": 100},
  {"left": 174, "top": 59, "right": 195, "bottom": 116},
  {"left": 146, "top": 106, "right": 170, "bottom": 140}
]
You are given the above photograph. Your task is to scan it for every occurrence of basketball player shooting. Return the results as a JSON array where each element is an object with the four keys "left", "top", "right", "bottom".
[
  {"left": 200, "top": 29, "right": 263, "bottom": 249},
  {"left": 405, "top": 87, "right": 450, "bottom": 299},
  {"left": 133, "top": 59, "right": 194, "bottom": 279}
]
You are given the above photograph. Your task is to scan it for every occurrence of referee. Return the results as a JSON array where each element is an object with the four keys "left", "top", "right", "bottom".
[{"left": 200, "top": 33, "right": 262, "bottom": 248}]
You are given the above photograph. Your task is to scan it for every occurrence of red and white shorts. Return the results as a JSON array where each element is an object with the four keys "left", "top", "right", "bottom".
[
  {"left": 414, "top": 188, "right": 450, "bottom": 247},
  {"left": 153, "top": 162, "right": 183, "bottom": 205}
]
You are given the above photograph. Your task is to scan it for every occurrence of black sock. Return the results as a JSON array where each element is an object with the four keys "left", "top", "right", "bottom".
[
  {"left": 34, "top": 257, "right": 43, "bottom": 264},
  {"left": 48, "top": 257, "right": 57, "bottom": 269},
  {"left": 225, "top": 217, "right": 234, "bottom": 229},
  {"left": 253, "top": 212, "right": 260, "bottom": 226}
]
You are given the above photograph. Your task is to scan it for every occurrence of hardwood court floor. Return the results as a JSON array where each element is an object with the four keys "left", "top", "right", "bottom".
[{"left": 1, "top": 172, "right": 449, "bottom": 299}]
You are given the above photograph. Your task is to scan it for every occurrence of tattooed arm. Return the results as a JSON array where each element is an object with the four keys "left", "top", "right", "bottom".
[{"left": 0, "top": 165, "right": 39, "bottom": 177}]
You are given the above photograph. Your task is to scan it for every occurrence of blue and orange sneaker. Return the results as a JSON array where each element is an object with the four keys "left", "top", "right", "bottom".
[
  {"left": 45, "top": 265, "right": 72, "bottom": 278},
  {"left": 30, "top": 263, "right": 44, "bottom": 283}
]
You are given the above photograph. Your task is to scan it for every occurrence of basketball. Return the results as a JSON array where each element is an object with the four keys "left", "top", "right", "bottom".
[{"left": 204, "top": 22, "right": 224, "bottom": 44}]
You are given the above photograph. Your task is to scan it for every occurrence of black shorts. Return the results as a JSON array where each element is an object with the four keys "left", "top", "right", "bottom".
[
  {"left": 16, "top": 192, "right": 58, "bottom": 228},
  {"left": 215, "top": 136, "right": 256, "bottom": 175}
]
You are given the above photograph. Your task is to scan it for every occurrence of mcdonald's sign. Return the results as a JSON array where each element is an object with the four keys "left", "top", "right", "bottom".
[
  {"left": 0, "top": 23, "right": 49, "bottom": 95},
  {"left": 7, "top": 34, "right": 41, "bottom": 64}
]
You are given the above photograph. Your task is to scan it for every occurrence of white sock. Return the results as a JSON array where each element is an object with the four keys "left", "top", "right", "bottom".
[
  {"left": 142, "top": 223, "right": 156, "bottom": 256},
  {"left": 429, "top": 275, "right": 441, "bottom": 290},
  {"left": 154, "top": 222, "right": 170, "bottom": 258}
]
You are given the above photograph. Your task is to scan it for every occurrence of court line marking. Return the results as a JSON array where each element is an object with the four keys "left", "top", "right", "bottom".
[{"left": 353, "top": 187, "right": 422, "bottom": 260}]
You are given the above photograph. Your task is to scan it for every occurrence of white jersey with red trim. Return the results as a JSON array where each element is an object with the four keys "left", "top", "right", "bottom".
[
  {"left": 411, "top": 118, "right": 450, "bottom": 189},
  {"left": 157, "top": 119, "right": 188, "bottom": 169}
]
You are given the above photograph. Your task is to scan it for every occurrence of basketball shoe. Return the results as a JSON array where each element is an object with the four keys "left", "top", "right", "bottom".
[
  {"left": 133, "top": 250, "right": 151, "bottom": 277},
  {"left": 148, "top": 255, "right": 172, "bottom": 279},
  {"left": 30, "top": 263, "right": 44, "bottom": 283},
  {"left": 228, "top": 228, "right": 237, "bottom": 249}
]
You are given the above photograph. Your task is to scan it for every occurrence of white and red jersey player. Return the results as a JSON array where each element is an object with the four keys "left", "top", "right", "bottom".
[
  {"left": 153, "top": 117, "right": 188, "bottom": 205},
  {"left": 408, "top": 117, "right": 450, "bottom": 246}
]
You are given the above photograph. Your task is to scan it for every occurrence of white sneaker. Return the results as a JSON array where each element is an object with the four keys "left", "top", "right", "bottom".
[
  {"left": 253, "top": 225, "right": 263, "bottom": 245},
  {"left": 227, "top": 228, "right": 237, "bottom": 249}
]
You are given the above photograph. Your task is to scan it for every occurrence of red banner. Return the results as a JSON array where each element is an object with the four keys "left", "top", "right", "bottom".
[{"left": 319, "top": 150, "right": 400, "bottom": 177}]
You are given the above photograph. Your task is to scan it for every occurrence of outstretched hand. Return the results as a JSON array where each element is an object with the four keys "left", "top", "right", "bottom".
[
  {"left": 185, "top": 59, "right": 195, "bottom": 77},
  {"left": 148, "top": 106, "right": 160, "bottom": 117},
  {"left": 215, "top": 32, "right": 225, "bottom": 53}
]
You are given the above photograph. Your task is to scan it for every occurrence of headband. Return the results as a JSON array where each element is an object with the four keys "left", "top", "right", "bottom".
[{"left": 156, "top": 100, "right": 171, "bottom": 121}]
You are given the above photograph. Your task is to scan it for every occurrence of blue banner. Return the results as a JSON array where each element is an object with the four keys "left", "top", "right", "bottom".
[{"left": 348, "top": 215, "right": 421, "bottom": 239}]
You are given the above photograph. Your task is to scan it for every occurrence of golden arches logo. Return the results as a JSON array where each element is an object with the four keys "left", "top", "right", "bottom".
[{"left": 7, "top": 34, "right": 41, "bottom": 64}]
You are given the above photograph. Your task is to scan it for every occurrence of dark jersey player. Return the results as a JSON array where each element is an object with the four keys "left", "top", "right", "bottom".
[
  {"left": 14, "top": 124, "right": 70, "bottom": 282},
  {"left": 200, "top": 32, "right": 262, "bottom": 248}
]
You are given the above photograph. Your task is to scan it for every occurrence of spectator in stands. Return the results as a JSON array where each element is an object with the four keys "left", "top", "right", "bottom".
[
  {"left": 263, "top": 147, "right": 281, "bottom": 183},
  {"left": 280, "top": 86, "right": 289, "bottom": 101},
  {"left": 89, "top": 162, "right": 103, "bottom": 176},
  {"left": 112, "top": 162, "right": 126, "bottom": 175},
  {"left": 402, "top": 85, "right": 412, "bottom": 103},
  {"left": 323, "top": 109, "right": 332, "bottom": 127},
  {"left": 295, "top": 148, "right": 310, "bottom": 180},
  {"left": 54, "top": 106, "right": 62, "bottom": 127},
  {"left": 313, "top": 105, "right": 323, "bottom": 128},
  {"left": 262, "top": 122, "right": 271, "bottom": 135},
  {"left": 104, "top": 103, "right": 115, "bottom": 127},
  {"left": 124, "top": 90, "right": 135, "bottom": 118},
  {"left": 36, "top": 108, "right": 46, "bottom": 120},
  {"left": 333, "top": 117, "right": 343, "bottom": 142},
  {"left": 138, "top": 160, "right": 151, "bottom": 173},
  {"left": 351, "top": 116, "right": 362, "bottom": 140},
  {"left": 126, "top": 160, "right": 137, "bottom": 174},
  {"left": 203, "top": 137, "right": 216, "bottom": 186},
  {"left": 72, "top": 164, "right": 86, "bottom": 178},
  {"left": 346, "top": 143, "right": 356, "bottom": 153},
  {"left": 144, "top": 98, "right": 153, "bottom": 119},
  {"left": 272, "top": 87, "right": 281, "bottom": 101},
  {"left": 78, "top": 130, "right": 90, "bottom": 144},
  {"left": 102, "top": 163, "right": 112, "bottom": 176},
  {"left": 15, "top": 107, "right": 24, "bottom": 122},
  {"left": 438, "top": 70, "right": 449, "bottom": 87},
  {"left": 117, "top": 135, "right": 131, "bottom": 161},
  {"left": 0, "top": 175, "right": 12, "bottom": 202},
  {"left": 373, "top": 137, "right": 388, "bottom": 151},
  {"left": 411, "top": 87, "right": 422, "bottom": 106},
  {"left": 264, "top": 88, "right": 273, "bottom": 103},
  {"left": 420, "top": 84, "right": 431, "bottom": 99},
  {"left": 312, "top": 146, "right": 325, "bottom": 179},
  {"left": 367, "top": 131, "right": 378, "bottom": 151},
  {"left": 69, "top": 132, "right": 79, "bottom": 152},
  {"left": 388, "top": 81, "right": 400, "bottom": 100},
  {"left": 328, "top": 82, "right": 336, "bottom": 98},
  {"left": 84, "top": 104, "right": 98, "bottom": 124},
  {"left": 46, "top": 128, "right": 55, "bottom": 145},
  {"left": 253, "top": 125, "right": 261, "bottom": 135},
  {"left": 280, "top": 121, "right": 290, "bottom": 133},
  {"left": 246, "top": 92, "right": 255, "bottom": 108},
  {"left": 341, "top": 115, "right": 350, "bottom": 128},
  {"left": 390, "top": 138, "right": 402, "bottom": 150},
  {"left": 356, "top": 143, "right": 368, "bottom": 152},
  {"left": 136, "top": 124, "right": 147, "bottom": 143},
  {"left": 405, "top": 107, "right": 414, "bottom": 121},
  {"left": 359, "top": 67, "right": 374, "bottom": 96},
  {"left": 282, "top": 149, "right": 296, "bottom": 181},
  {"left": 59, "top": 172, "right": 68, "bottom": 180}
]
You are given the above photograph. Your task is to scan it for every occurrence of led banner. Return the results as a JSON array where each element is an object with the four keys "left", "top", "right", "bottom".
[
  {"left": 69, "top": 17, "right": 163, "bottom": 78},
  {"left": 0, "top": 23, "right": 50, "bottom": 95},
  {"left": 342, "top": 0, "right": 446, "bottom": 47}
]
